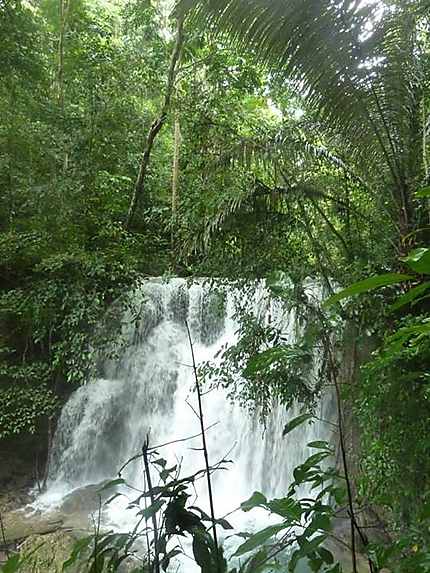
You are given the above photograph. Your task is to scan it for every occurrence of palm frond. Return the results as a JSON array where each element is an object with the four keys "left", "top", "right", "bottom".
[
  {"left": 177, "top": 0, "right": 428, "bottom": 228},
  {"left": 180, "top": 183, "right": 251, "bottom": 256},
  {"left": 226, "top": 122, "right": 365, "bottom": 187},
  {"left": 177, "top": 1, "right": 378, "bottom": 150}
]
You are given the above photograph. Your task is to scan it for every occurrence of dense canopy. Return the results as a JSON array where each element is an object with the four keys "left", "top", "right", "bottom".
[{"left": 0, "top": 1, "right": 430, "bottom": 572}]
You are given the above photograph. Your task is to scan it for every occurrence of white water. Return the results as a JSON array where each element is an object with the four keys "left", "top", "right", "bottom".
[{"left": 37, "top": 278, "right": 335, "bottom": 565}]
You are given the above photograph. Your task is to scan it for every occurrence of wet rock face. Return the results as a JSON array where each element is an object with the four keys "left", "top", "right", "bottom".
[
  {"left": 5, "top": 529, "right": 140, "bottom": 573},
  {"left": 200, "top": 289, "right": 226, "bottom": 346},
  {"left": 0, "top": 433, "right": 44, "bottom": 511},
  {"left": 1, "top": 510, "right": 64, "bottom": 545},
  {"left": 0, "top": 481, "right": 119, "bottom": 571},
  {"left": 17, "top": 531, "right": 77, "bottom": 573},
  {"left": 58, "top": 479, "right": 112, "bottom": 515},
  {"left": 0, "top": 481, "right": 113, "bottom": 547}
]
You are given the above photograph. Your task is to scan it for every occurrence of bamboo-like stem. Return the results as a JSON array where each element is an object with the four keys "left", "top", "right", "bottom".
[
  {"left": 423, "top": 101, "right": 430, "bottom": 226},
  {"left": 423, "top": 101, "right": 429, "bottom": 181},
  {"left": 171, "top": 113, "right": 182, "bottom": 253},
  {"left": 142, "top": 467, "right": 152, "bottom": 570},
  {"left": 142, "top": 435, "right": 160, "bottom": 573},
  {"left": 185, "top": 321, "right": 220, "bottom": 568},
  {"left": 92, "top": 495, "right": 102, "bottom": 573}
]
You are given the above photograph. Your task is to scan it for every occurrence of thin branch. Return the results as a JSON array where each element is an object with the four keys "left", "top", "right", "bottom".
[
  {"left": 91, "top": 495, "right": 103, "bottom": 573},
  {"left": 142, "top": 464, "right": 152, "bottom": 570},
  {"left": 117, "top": 423, "right": 219, "bottom": 475},
  {"left": 185, "top": 397, "right": 201, "bottom": 421},
  {"left": 185, "top": 320, "right": 220, "bottom": 568},
  {"left": 326, "top": 342, "right": 376, "bottom": 573},
  {"left": 310, "top": 198, "right": 353, "bottom": 260},
  {"left": 296, "top": 199, "right": 334, "bottom": 295},
  {"left": 328, "top": 353, "right": 358, "bottom": 573},
  {"left": 150, "top": 422, "right": 220, "bottom": 451},
  {"left": 142, "top": 435, "right": 160, "bottom": 573}
]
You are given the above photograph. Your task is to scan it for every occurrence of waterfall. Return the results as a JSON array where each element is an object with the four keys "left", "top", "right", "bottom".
[{"left": 39, "top": 278, "right": 335, "bottom": 559}]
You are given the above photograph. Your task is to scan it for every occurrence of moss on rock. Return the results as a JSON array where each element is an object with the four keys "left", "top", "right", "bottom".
[{"left": 17, "top": 530, "right": 78, "bottom": 573}]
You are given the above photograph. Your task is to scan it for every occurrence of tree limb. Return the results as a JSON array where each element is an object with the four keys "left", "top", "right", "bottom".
[{"left": 126, "top": 17, "right": 185, "bottom": 229}]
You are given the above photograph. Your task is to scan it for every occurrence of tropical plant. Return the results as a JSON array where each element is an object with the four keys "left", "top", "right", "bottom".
[
  {"left": 177, "top": 0, "right": 430, "bottom": 247},
  {"left": 0, "top": 417, "right": 344, "bottom": 573},
  {"left": 323, "top": 242, "right": 430, "bottom": 523}
]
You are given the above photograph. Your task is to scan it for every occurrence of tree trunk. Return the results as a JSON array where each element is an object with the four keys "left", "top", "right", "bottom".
[
  {"left": 57, "top": 0, "right": 70, "bottom": 109},
  {"left": 126, "top": 17, "right": 185, "bottom": 230},
  {"left": 171, "top": 113, "right": 182, "bottom": 252}
]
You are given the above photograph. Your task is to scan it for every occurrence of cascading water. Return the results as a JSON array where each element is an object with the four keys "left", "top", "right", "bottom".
[{"left": 38, "top": 278, "right": 335, "bottom": 566}]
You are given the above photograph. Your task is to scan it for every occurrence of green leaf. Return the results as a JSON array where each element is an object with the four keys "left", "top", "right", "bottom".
[
  {"left": 63, "top": 536, "right": 93, "bottom": 570},
  {"left": 161, "top": 548, "right": 182, "bottom": 571},
  {"left": 234, "top": 523, "right": 285, "bottom": 556},
  {"left": 192, "top": 531, "right": 213, "bottom": 573},
  {"left": 2, "top": 554, "right": 21, "bottom": 573},
  {"left": 91, "top": 533, "right": 117, "bottom": 556},
  {"left": 307, "top": 441, "right": 331, "bottom": 450},
  {"left": 324, "top": 274, "right": 412, "bottom": 307},
  {"left": 418, "top": 502, "right": 430, "bottom": 521},
  {"left": 390, "top": 282, "right": 430, "bottom": 311},
  {"left": 283, "top": 414, "right": 312, "bottom": 436},
  {"left": 416, "top": 186, "right": 430, "bottom": 198},
  {"left": 243, "top": 549, "right": 269, "bottom": 573},
  {"left": 216, "top": 518, "right": 234, "bottom": 530},
  {"left": 244, "top": 347, "right": 287, "bottom": 376},
  {"left": 303, "top": 452, "right": 331, "bottom": 468},
  {"left": 104, "top": 493, "right": 123, "bottom": 505},
  {"left": 403, "top": 248, "right": 430, "bottom": 275},
  {"left": 160, "top": 465, "right": 177, "bottom": 481},
  {"left": 189, "top": 506, "right": 211, "bottom": 521},
  {"left": 309, "top": 513, "right": 332, "bottom": 533},
  {"left": 97, "top": 478, "right": 125, "bottom": 492},
  {"left": 297, "top": 534, "right": 327, "bottom": 557},
  {"left": 137, "top": 499, "right": 165, "bottom": 519},
  {"left": 265, "top": 271, "right": 289, "bottom": 297},
  {"left": 267, "top": 497, "right": 302, "bottom": 521},
  {"left": 325, "top": 564, "right": 341, "bottom": 573},
  {"left": 317, "top": 546, "right": 334, "bottom": 564},
  {"left": 89, "top": 554, "right": 105, "bottom": 573},
  {"left": 309, "top": 555, "right": 324, "bottom": 572},
  {"left": 240, "top": 491, "right": 267, "bottom": 512},
  {"left": 333, "top": 487, "right": 346, "bottom": 505},
  {"left": 288, "top": 549, "right": 301, "bottom": 572}
]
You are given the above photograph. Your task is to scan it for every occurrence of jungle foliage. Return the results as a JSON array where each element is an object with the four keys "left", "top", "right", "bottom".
[{"left": 1, "top": 0, "right": 430, "bottom": 571}]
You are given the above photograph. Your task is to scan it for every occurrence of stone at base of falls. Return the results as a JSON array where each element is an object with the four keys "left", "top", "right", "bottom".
[
  {"left": 59, "top": 479, "right": 114, "bottom": 515},
  {"left": 324, "top": 538, "right": 373, "bottom": 573},
  {"left": 1, "top": 480, "right": 113, "bottom": 544},
  {"left": 1, "top": 511, "right": 65, "bottom": 544},
  {"left": 5, "top": 530, "right": 139, "bottom": 573},
  {"left": 0, "top": 481, "right": 127, "bottom": 572},
  {"left": 14, "top": 531, "right": 78, "bottom": 573}
]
